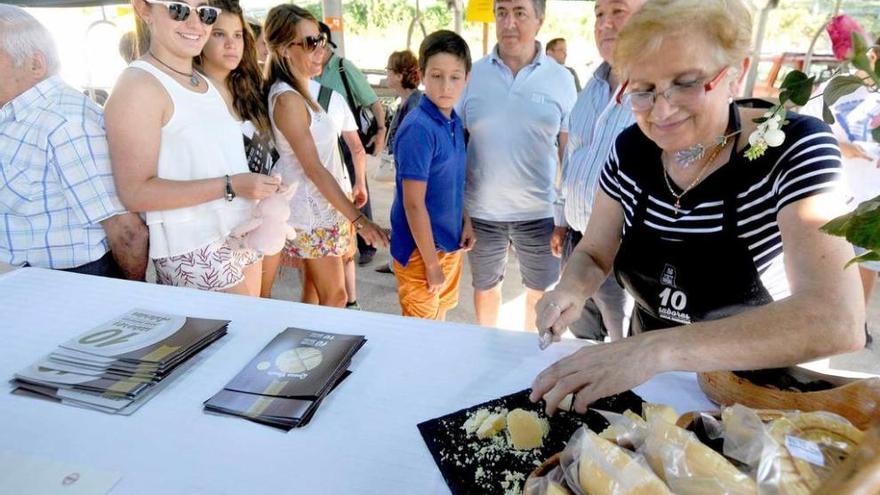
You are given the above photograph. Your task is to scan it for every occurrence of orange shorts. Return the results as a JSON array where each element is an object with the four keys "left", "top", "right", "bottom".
[{"left": 393, "top": 250, "right": 463, "bottom": 320}]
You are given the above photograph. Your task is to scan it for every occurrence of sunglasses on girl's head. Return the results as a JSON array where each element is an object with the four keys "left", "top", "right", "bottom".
[
  {"left": 144, "top": 0, "right": 222, "bottom": 25},
  {"left": 289, "top": 34, "right": 327, "bottom": 52}
]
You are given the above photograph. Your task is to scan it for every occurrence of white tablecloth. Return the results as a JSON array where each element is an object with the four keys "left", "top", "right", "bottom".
[{"left": 0, "top": 268, "right": 716, "bottom": 494}]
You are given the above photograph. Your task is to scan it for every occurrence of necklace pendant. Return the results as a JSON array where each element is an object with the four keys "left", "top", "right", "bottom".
[
  {"left": 674, "top": 199, "right": 681, "bottom": 211},
  {"left": 190, "top": 74, "right": 199, "bottom": 87}
]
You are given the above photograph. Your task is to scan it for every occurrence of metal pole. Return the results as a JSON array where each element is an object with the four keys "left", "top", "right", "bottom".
[
  {"left": 322, "top": 0, "right": 345, "bottom": 57},
  {"left": 452, "top": 0, "right": 462, "bottom": 34},
  {"left": 743, "top": 0, "right": 778, "bottom": 98}
]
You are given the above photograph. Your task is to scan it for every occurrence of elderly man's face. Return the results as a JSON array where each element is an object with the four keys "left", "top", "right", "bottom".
[
  {"left": 594, "top": 0, "right": 641, "bottom": 64},
  {"left": 494, "top": 0, "right": 543, "bottom": 58},
  {"left": 0, "top": 49, "right": 37, "bottom": 107},
  {"left": 547, "top": 41, "right": 567, "bottom": 65}
]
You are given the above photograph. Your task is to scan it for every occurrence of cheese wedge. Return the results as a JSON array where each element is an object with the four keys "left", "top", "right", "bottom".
[
  {"left": 506, "top": 409, "right": 548, "bottom": 450},
  {"left": 476, "top": 411, "right": 507, "bottom": 439},
  {"left": 578, "top": 430, "right": 672, "bottom": 495}
]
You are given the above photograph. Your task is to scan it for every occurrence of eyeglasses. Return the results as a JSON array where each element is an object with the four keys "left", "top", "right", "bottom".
[
  {"left": 616, "top": 67, "right": 730, "bottom": 112},
  {"left": 144, "top": 0, "right": 221, "bottom": 25},
  {"left": 289, "top": 34, "right": 327, "bottom": 53}
]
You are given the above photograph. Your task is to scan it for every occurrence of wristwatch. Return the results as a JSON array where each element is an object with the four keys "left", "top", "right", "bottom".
[{"left": 225, "top": 175, "right": 236, "bottom": 202}]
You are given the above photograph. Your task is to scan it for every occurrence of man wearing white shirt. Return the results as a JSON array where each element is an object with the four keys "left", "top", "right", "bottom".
[
  {"left": 550, "top": 0, "right": 643, "bottom": 341},
  {"left": 457, "top": 0, "right": 577, "bottom": 331}
]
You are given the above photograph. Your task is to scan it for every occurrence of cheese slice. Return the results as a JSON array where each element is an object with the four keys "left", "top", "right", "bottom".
[{"left": 506, "top": 409, "right": 548, "bottom": 450}]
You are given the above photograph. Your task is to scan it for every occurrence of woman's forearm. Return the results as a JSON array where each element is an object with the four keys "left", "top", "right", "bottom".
[{"left": 647, "top": 288, "right": 865, "bottom": 375}]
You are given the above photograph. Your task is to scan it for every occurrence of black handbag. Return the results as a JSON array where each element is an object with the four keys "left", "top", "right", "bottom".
[{"left": 337, "top": 58, "right": 379, "bottom": 154}]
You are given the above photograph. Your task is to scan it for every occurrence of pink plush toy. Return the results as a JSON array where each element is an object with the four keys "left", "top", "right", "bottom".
[{"left": 230, "top": 181, "right": 298, "bottom": 256}]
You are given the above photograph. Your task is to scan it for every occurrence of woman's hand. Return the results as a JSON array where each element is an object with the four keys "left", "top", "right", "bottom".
[
  {"left": 534, "top": 288, "right": 586, "bottom": 341},
  {"left": 231, "top": 173, "right": 281, "bottom": 200},
  {"left": 529, "top": 337, "right": 660, "bottom": 416},
  {"left": 352, "top": 180, "right": 368, "bottom": 208},
  {"left": 358, "top": 218, "right": 389, "bottom": 248},
  {"left": 460, "top": 217, "right": 477, "bottom": 251},
  {"left": 425, "top": 262, "right": 445, "bottom": 294}
]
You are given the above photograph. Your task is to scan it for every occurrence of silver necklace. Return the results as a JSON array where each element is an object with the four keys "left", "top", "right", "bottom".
[
  {"left": 150, "top": 51, "right": 199, "bottom": 87},
  {"left": 672, "top": 131, "right": 740, "bottom": 168}
]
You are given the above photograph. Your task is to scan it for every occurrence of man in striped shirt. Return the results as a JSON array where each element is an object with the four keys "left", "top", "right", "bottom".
[
  {"left": 552, "top": 0, "right": 643, "bottom": 340},
  {"left": 0, "top": 6, "right": 148, "bottom": 279}
]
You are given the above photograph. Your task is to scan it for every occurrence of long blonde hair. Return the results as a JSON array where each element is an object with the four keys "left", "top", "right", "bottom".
[{"left": 262, "top": 4, "right": 320, "bottom": 112}]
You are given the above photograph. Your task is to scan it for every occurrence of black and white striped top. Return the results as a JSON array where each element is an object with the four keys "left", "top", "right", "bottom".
[{"left": 599, "top": 112, "right": 843, "bottom": 300}]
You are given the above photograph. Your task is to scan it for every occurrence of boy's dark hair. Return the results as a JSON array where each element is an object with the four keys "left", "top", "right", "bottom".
[{"left": 418, "top": 30, "right": 471, "bottom": 74}]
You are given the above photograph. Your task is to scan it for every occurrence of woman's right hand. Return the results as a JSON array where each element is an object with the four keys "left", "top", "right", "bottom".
[
  {"left": 535, "top": 289, "right": 586, "bottom": 342},
  {"left": 230, "top": 173, "right": 281, "bottom": 200},
  {"left": 357, "top": 218, "right": 389, "bottom": 248}
]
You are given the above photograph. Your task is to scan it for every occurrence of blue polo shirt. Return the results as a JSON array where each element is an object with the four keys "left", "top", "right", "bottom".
[{"left": 390, "top": 95, "right": 466, "bottom": 265}]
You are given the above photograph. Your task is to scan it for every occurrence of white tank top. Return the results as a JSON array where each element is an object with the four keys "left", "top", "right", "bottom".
[
  {"left": 130, "top": 61, "right": 254, "bottom": 259},
  {"left": 268, "top": 81, "right": 350, "bottom": 232}
]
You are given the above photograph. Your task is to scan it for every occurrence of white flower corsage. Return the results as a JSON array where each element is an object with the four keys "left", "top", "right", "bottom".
[{"left": 745, "top": 108, "right": 787, "bottom": 161}]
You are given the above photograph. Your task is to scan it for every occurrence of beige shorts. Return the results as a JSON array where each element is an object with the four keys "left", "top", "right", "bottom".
[{"left": 154, "top": 238, "right": 261, "bottom": 291}]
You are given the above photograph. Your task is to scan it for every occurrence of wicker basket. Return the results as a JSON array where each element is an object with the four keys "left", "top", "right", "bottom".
[{"left": 697, "top": 369, "right": 880, "bottom": 429}]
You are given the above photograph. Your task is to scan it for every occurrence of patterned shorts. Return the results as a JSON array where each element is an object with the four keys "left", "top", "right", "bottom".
[
  {"left": 284, "top": 217, "right": 355, "bottom": 260},
  {"left": 154, "top": 238, "right": 261, "bottom": 291}
]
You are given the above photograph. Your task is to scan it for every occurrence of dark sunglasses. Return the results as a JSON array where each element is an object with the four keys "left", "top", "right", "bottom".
[
  {"left": 144, "top": 0, "right": 222, "bottom": 25},
  {"left": 289, "top": 34, "right": 327, "bottom": 53}
]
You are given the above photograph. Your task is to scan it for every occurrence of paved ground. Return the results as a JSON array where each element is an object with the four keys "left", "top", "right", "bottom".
[{"left": 3, "top": 156, "right": 877, "bottom": 375}]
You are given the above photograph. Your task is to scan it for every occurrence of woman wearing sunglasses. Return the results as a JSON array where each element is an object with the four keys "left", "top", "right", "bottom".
[
  {"left": 195, "top": 0, "right": 283, "bottom": 298},
  {"left": 531, "top": 0, "right": 865, "bottom": 415},
  {"left": 105, "top": 0, "right": 281, "bottom": 295},
  {"left": 263, "top": 4, "right": 388, "bottom": 308}
]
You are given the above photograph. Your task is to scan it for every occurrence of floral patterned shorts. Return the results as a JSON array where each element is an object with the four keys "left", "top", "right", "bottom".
[
  {"left": 284, "top": 217, "right": 355, "bottom": 260},
  {"left": 154, "top": 238, "right": 261, "bottom": 291}
]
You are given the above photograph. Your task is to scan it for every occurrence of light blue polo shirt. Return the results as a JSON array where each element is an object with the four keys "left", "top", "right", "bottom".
[{"left": 457, "top": 43, "right": 577, "bottom": 222}]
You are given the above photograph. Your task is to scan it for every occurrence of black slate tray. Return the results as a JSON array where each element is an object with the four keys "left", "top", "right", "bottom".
[{"left": 417, "top": 388, "right": 644, "bottom": 495}]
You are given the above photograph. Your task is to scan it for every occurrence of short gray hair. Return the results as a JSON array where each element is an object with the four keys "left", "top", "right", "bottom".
[
  {"left": 494, "top": 0, "right": 546, "bottom": 20},
  {"left": 0, "top": 4, "right": 60, "bottom": 75}
]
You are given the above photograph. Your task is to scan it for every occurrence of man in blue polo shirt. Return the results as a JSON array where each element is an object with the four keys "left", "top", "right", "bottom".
[{"left": 457, "top": 0, "right": 577, "bottom": 331}]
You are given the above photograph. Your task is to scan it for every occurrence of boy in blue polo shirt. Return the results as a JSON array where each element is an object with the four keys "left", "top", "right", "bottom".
[{"left": 391, "top": 30, "right": 475, "bottom": 320}]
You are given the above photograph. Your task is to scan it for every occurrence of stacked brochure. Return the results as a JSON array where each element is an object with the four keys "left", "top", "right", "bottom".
[
  {"left": 11, "top": 309, "right": 229, "bottom": 414},
  {"left": 205, "top": 327, "right": 365, "bottom": 430}
]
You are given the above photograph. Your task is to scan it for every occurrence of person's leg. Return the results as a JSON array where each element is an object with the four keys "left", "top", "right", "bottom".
[
  {"left": 340, "top": 138, "right": 376, "bottom": 263},
  {"left": 561, "top": 227, "right": 613, "bottom": 340},
  {"left": 301, "top": 256, "right": 347, "bottom": 307},
  {"left": 260, "top": 253, "right": 281, "bottom": 298},
  {"left": 344, "top": 258, "right": 358, "bottom": 306},
  {"left": 592, "top": 274, "right": 633, "bottom": 341},
  {"left": 859, "top": 266, "right": 877, "bottom": 304},
  {"left": 468, "top": 218, "right": 511, "bottom": 328},
  {"left": 393, "top": 251, "right": 442, "bottom": 319},
  {"left": 301, "top": 272, "right": 319, "bottom": 305},
  {"left": 241, "top": 259, "right": 263, "bottom": 297},
  {"left": 437, "top": 251, "right": 464, "bottom": 322},
  {"left": 511, "top": 218, "right": 560, "bottom": 332}
]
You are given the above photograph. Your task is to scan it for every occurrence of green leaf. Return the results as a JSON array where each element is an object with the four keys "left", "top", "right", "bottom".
[
  {"left": 852, "top": 31, "right": 869, "bottom": 57},
  {"left": 827, "top": 196, "right": 880, "bottom": 250},
  {"left": 873, "top": 126, "right": 880, "bottom": 143},
  {"left": 822, "top": 104, "right": 836, "bottom": 124},
  {"left": 844, "top": 249, "right": 880, "bottom": 269},
  {"left": 778, "top": 70, "right": 815, "bottom": 106},
  {"left": 823, "top": 75, "right": 865, "bottom": 106}
]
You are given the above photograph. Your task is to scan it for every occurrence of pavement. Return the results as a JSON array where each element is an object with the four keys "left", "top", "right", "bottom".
[{"left": 2, "top": 155, "right": 877, "bottom": 376}]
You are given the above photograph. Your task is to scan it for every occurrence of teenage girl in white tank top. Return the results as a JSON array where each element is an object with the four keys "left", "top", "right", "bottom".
[
  {"left": 261, "top": 5, "right": 388, "bottom": 307},
  {"left": 195, "top": 0, "right": 282, "bottom": 298},
  {"left": 104, "top": 0, "right": 281, "bottom": 296}
]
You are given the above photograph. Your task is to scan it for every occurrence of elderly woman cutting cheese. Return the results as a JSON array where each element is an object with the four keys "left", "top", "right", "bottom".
[{"left": 531, "top": 0, "right": 865, "bottom": 415}]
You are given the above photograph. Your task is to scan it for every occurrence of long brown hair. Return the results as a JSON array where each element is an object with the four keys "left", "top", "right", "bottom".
[
  {"left": 262, "top": 4, "right": 320, "bottom": 112},
  {"left": 194, "top": 0, "right": 270, "bottom": 134}
]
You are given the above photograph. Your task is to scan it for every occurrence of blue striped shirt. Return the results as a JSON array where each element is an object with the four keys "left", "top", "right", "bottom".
[
  {"left": 0, "top": 76, "right": 124, "bottom": 269},
  {"left": 556, "top": 62, "right": 635, "bottom": 232},
  {"left": 599, "top": 112, "right": 843, "bottom": 300}
]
